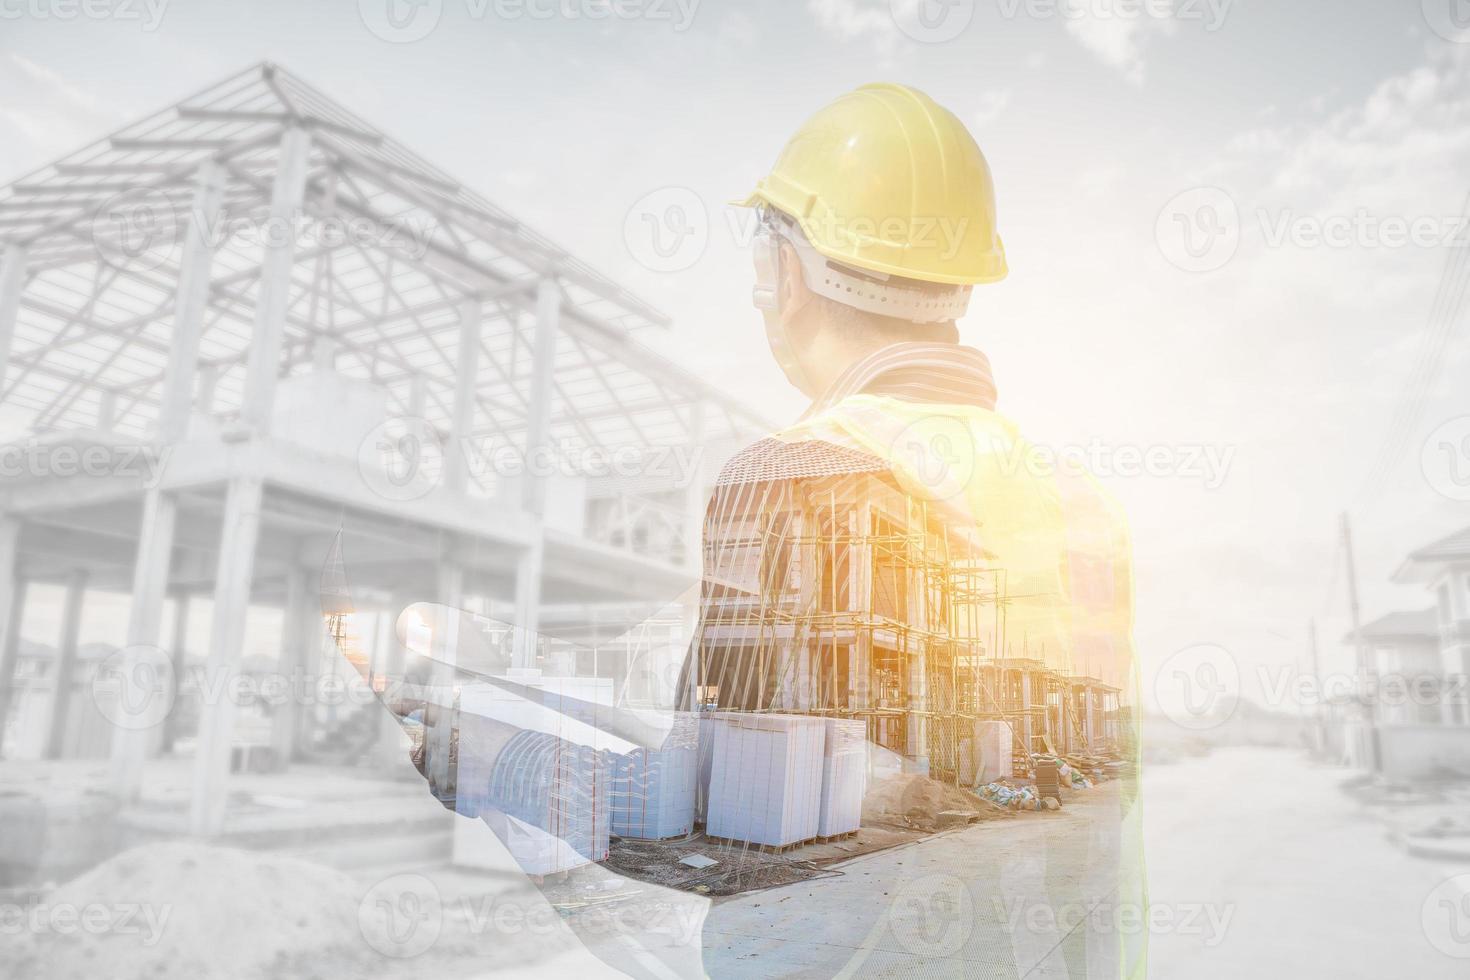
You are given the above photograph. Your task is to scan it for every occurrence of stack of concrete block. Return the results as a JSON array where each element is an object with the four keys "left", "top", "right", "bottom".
[
  {"left": 610, "top": 743, "right": 698, "bottom": 840},
  {"left": 817, "top": 718, "right": 867, "bottom": 837},
  {"left": 705, "top": 713, "right": 826, "bottom": 847}
]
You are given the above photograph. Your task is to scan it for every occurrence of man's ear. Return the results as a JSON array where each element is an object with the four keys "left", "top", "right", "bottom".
[{"left": 777, "top": 240, "right": 814, "bottom": 327}]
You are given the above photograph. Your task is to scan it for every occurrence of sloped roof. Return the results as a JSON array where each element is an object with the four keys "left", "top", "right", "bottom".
[
  {"left": 0, "top": 62, "right": 770, "bottom": 470},
  {"left": 1392, "top": 525, "right": 1470, "bottom": 583},
  {"left": 1345, "top": 608, "right": 1440, "bottom": 643},
  {"left": 714, "top": 437, "right": 888, "bottom": 487}
]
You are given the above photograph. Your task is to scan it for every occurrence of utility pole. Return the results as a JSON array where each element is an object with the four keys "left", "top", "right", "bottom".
[
  {"left": 1308, "top": 617, "right": 1324, "bottom": 757},
  {"left": 1339, "top": 512, "right": 1379, "bottom": 771}
]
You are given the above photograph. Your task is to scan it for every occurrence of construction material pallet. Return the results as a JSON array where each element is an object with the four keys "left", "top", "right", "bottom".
[{"left": 816, "top": 830, "right": 859, "bottom": 843}]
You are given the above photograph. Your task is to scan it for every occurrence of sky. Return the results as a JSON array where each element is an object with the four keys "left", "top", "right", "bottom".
[{"left": 3, "top": 0, "right": 1470, "bottom": 713}]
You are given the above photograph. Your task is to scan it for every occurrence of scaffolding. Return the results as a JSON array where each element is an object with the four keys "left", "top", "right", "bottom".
[{"left": 693, "top": 454, "right": 1121, "bottom": 785}]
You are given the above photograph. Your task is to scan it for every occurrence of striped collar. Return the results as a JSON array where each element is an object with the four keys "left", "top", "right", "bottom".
[{"left": 805, "top": 342, "right": 998, "bottom": 418}]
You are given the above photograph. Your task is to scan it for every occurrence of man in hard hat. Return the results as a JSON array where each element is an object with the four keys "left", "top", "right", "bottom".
[
  {"left": 684, "top": 81, "right": 1145, "bottom": 978},
  {"left": 365, "top": 82, "right": 1143, "bottom": 979}
]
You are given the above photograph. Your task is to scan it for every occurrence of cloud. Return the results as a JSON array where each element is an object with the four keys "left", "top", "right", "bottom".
[
  {"left": 805, "top": 0, "right": 904, "bottom": 61},
  {"left": 0, "top": 54, "right": 118, "bottom": 181},
  {"left": 1061, "top": 0, "right": 1178, "bottom": 85},
  {"left": 973, "top": 89, "right": 1012, "bottom": 129}
]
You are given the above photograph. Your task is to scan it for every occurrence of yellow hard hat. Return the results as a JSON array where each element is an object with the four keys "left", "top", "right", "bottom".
[{"left": 740, "top": 82, "right": 1007, "bottom": 287}]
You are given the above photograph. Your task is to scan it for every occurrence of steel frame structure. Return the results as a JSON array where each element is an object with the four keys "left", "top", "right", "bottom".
[{"left": 0, "top": 63, "right": 771, "bottom": 836}]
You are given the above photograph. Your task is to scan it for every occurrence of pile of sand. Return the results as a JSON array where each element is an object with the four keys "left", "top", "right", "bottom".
[
  {"left": 3, "top": 842, "right": 376, "bottom": 980},
  {"left": 861, "top": 773, "right": 1001, "bottom": 830}
]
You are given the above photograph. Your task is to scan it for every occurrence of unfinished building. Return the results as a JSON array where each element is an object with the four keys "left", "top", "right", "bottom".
[
  {"left": 0, "top": 63, "right": 765, "bottom": 860},
  {"left": 689, "top": 439, "right": 1126, "bottom": 786}
]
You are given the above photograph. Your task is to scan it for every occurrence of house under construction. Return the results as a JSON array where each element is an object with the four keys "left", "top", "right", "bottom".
[{"left": 689, "top": 439, "right": 1126, "bottom": 785}]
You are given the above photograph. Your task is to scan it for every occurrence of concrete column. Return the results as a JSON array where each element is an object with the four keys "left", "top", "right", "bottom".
[
  {"left": 682, "top": 400, "right": 706, "bottom": 572},
  {"left": 270, "top": 565, "right": 308, "bottom": 769},
  {"left": 240, "top": 127, "right": 312, "bottom": 435},
  {"left": 0, "top": 517, "right": 26, "bottom": 759},
  {"left": 408, "top": 374, "right": 427, "bottom": 418},
  {"left": 161, "top": 593, "right": 190, "bottom": 754},
  {"left": 444, "top": 296, "right": 482, "bottom": 495},
  {"left": 43, "top": 569, "right": 88, "bottom": 760},
  {"left": 1020, "top": 672, "right": 1034, "bottom": 754},
  {"left": 424, "top": 561, "right": 464, "bottom": 795},
  {"left": 197, "top": 364, "right": 219, "bottom": 416},
  {"left": 0, "top": 244, "right": 27, "bottom": 386},
  {"left": 96, "top": 390, "right": 118, "bottom": 430},
  {"left": 156, "top": 161, "right": 226, "bottom": 443},
  {"left": 111, "top": 489, "right": 179, "bottom": 796},
  {"left": 312, "top": 335, "right": 338, "bottom": 373},
  {"left": 189, "top": 476, "right": 265, "bottom": 836},
  {"left": 522, "top": 278, "right": 559, "bottom": 515},
  {"left": 511, "top": 542, "right": 543, "bottom": 670},
  {"left": 1085, "top": 686, "right": 1097, "bottom": 751}
]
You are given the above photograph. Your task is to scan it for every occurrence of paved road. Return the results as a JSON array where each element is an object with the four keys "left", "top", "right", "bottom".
[
  {"left": 702, "top": 748, "right": 1469, "bottom": 978},
  {"left": 703, "top": 780, "right": 1132, "bottom": 978}
]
